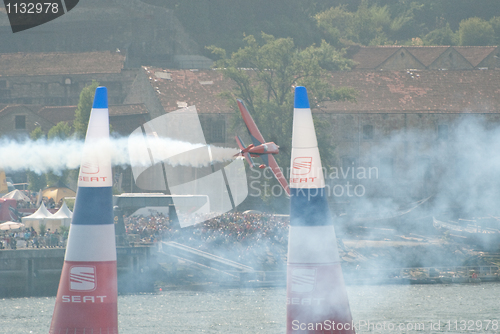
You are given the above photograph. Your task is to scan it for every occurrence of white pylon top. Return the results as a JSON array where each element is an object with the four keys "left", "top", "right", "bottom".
[{"left": 78, "top": 87, "right": 112, "bottom": 188}]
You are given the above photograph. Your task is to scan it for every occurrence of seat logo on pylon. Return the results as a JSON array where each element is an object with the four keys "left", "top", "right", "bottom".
[
  {"left": 291, "top": 268, "right": 317, "bottom": 293},
  {"left": 69, "top": 266, "right": 96, "bottom": 291},
  {"left": 292, "top": 157, "right": 312, "bottom": 175},
  {"left": 81, "top": 162, "right": 100, "bottom": 174}
]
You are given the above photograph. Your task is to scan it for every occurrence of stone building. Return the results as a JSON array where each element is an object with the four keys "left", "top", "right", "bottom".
[
  {"left": 142, "top": 47, "right": 500, "bottom": 205},
  {"left": 319, "top": 69, "right": 500, "bottom": 202},
  {"left": 135, "top": 67, "right": 234, "bottom": 146},
  {"left": 2, "top": 45, "right": 498, "bottom": 207},
  {"left": 0, "top": 103, "right": 150, "bottom": 138},
  {"left": 0, "top": 51, "right": 136, "bottom": 106}
]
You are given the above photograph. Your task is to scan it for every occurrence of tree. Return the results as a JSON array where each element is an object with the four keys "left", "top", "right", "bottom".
[
  {"left": 208, "top": 33, "right": 356, "bottom": 199},
  {"left": 423, "top": 23, "right": 458, "bottom": 46},
  {"left": 458, "top": 17, "right": 495, "bottom": 46},
  {"left": 73, "top": 80, "right": 100, "bottom": 138},
  {"left": 489, "top": 16, "right": 500, "bottom": 45},
  {"left": 29, "top": 126, "right": 45, "bottom": 141},
  {"left": 47, "top": 121, "right": 72, "bottom": 140}
]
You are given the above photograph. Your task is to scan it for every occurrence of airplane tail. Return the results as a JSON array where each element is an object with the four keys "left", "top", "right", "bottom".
[
  {"left": 235, "top": 135, "right": 246, "bottom": 152},
  {"left": 286, "top": 86, "right": 355, "bottom": 333},
  {"left": 49, "top": 87, "right": 118, "bottom": 334},
  {"left": 235, "top": 135, "right": 256, "bottom": 168}
]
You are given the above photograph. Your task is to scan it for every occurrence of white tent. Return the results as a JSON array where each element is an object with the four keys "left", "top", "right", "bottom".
[
  {"left": 22, "top": 202, "right": 54, "bottom": 233},
  {"left": 2, "top": 189, "right": 30, "bottom": 201},
  {"left": 45, "top": 202, "right": 73, "bottom": 231}
]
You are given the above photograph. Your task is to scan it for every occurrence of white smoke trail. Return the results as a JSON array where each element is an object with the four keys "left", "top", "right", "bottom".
[{"left": 0, "top": 135, "right": 238, "bottom": 174}]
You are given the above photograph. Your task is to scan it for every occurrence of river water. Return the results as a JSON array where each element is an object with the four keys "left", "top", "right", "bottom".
[{"left": 2, "top": 283, "right": 500, "bottom": 333}]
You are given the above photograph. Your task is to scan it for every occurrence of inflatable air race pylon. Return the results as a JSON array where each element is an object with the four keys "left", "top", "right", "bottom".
[
  {"left": 286, "top": 86, "right": 355, "bottom": 333},
  {"left": 49, "top": 86, "right": 118, "bottom": 334}
]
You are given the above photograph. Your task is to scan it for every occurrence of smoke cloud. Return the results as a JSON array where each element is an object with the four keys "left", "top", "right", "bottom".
[
  {"left": 345, "top": 115, "right": 500, "bottom": 218},
  {"left": 0, "top": 135, "right": 238, "bottom": 174}
]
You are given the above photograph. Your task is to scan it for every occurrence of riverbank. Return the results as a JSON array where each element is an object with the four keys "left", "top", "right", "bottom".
[
  {"left": 2, "top": 233, "right": 500, "bottom": 298},
  {"left": 0, "top": 246, "right": 155, "bottom": 297}
]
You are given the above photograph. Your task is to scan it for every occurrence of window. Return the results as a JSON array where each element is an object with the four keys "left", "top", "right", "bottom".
[
  {"left": 15, "top": 115, "right": 26, "bottom": 130},
  {"left": 363, "top": 125, "right": 373, "bottom": 140},
  {"left": 210, "top": 120, "right": 225, "bottom": 143},
  {"left": 438, "top": 125, "right": 448, "bottom": 140},
  {"left": 200, "top": 116, "right": 226, "bottom": 143}
]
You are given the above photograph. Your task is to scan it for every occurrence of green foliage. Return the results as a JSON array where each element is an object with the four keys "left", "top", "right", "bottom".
[
  {"left": 29, "top": 126, "right": 45, "bottom": 140},
  {"left": 39, "top": 223, "right": 46, "bottom": 237},
  {"left": 64, "top": 198, "right": 75, "bottom": 211},
  {"left": 47, "top": 122, "right": 72, "bottom": 140},
  {"left": 73, "top": 80, "right": 100, "bottom": 139},
  {"left": 489, "top": 16, "right": 500, "bottom": 45},
  {"left": 208, "top": 33, "right": 356, "bottom": 198},
  {"left": 315, "top": 1, "right": 500, "bottom": 47},
  {"left": 423, "top": 23, "right": 458, "bottom": 46},
  {"left": 149, "top": 1, "right": 500, "bottom": 52},
  {"left": 316, "top": 2, "right": 406, "bottom": 46},
  {"left": 315, "top": 5, "right": 356, "bottom": 47},
  {"left": 58, "top": 224, "right": 70, "bottom": 240},
  {"left": 27, "top": 171, "right": 46, "bottom": 191},
  {"left": 458, "top": 17, "right": 495, "bottom": 46}
]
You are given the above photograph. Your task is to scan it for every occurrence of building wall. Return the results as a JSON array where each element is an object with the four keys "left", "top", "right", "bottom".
[
  {"left": 123, "top": 70, "right": 164, "bottom": 119},
  {"left": 0, "top": 70, "right": 138, "bottom": 106},
  {"left": 0, "top": 106, "right": 55, "bottom": 139}
]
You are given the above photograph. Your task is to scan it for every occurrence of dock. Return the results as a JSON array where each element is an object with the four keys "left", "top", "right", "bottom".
[{"left": 0, "top": 246, "right": 154, "bottom": 297}]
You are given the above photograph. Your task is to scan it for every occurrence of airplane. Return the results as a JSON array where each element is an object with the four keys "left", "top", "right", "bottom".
[{"left": 234, "top": 99, "right": 290, "bottom": 196}]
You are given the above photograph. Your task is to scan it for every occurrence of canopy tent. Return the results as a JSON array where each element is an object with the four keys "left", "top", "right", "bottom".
[
  {"left": 45, "top": 201, "right": 73, "bottom": 230},
  {"left": 2, "top": 189, "right": 30, "bottom": 202},
  {"left": 42, "top": 187, "right": 76, "bottom": 203},
  {"left": 0, "top": 221, "right": 24, "bottom": 230},
  {"left": 22, "top": 202, "right": 53, "bottom": 233}
]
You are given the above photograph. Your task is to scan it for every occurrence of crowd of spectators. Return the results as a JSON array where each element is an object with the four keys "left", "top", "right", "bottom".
[
  {"left": 0, "top": 227, "right": 65, "bottom": 250},
  {"left": 124, "top": 212, "right": 290, "bottom": 269},
  {"left": 14, "top": 192, "right": 61, "bottom": 210},
  {"left": 1, "top": 207, "right": 291, "bottom": 269}
]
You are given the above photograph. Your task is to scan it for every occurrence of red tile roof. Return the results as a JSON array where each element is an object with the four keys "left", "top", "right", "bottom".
[
  {"left": 0, "top": 103, "right": 148, "bottom": 129},
  {"left": 405, "top": 46, "right": 450, "bottom": 67},
  {"left": 321, "top": 70, "right": 500, "bottom": 113},
  {"left": 143, "top": 67, "right": 235, "bottom": 114},
  {"left": 454, "top": 46, "right": 497, "bottom": 67},
  {"left": 109, "top": 104, "right": 148, "bottom": 116},
  {"left": 349, "top": 46, "right": 401, "bottom": 69},
  {"left": 348, "top": 46, "right": 498, "bottom": 70},
  {"left": 37, "top": 106, "right": 77, "bottom": 124},
  {"left": 145, "top": 67, "right": 500, "bottom": 115},
  {"left": 0, "top": 51, "right": 125, "bottom": 76}
]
